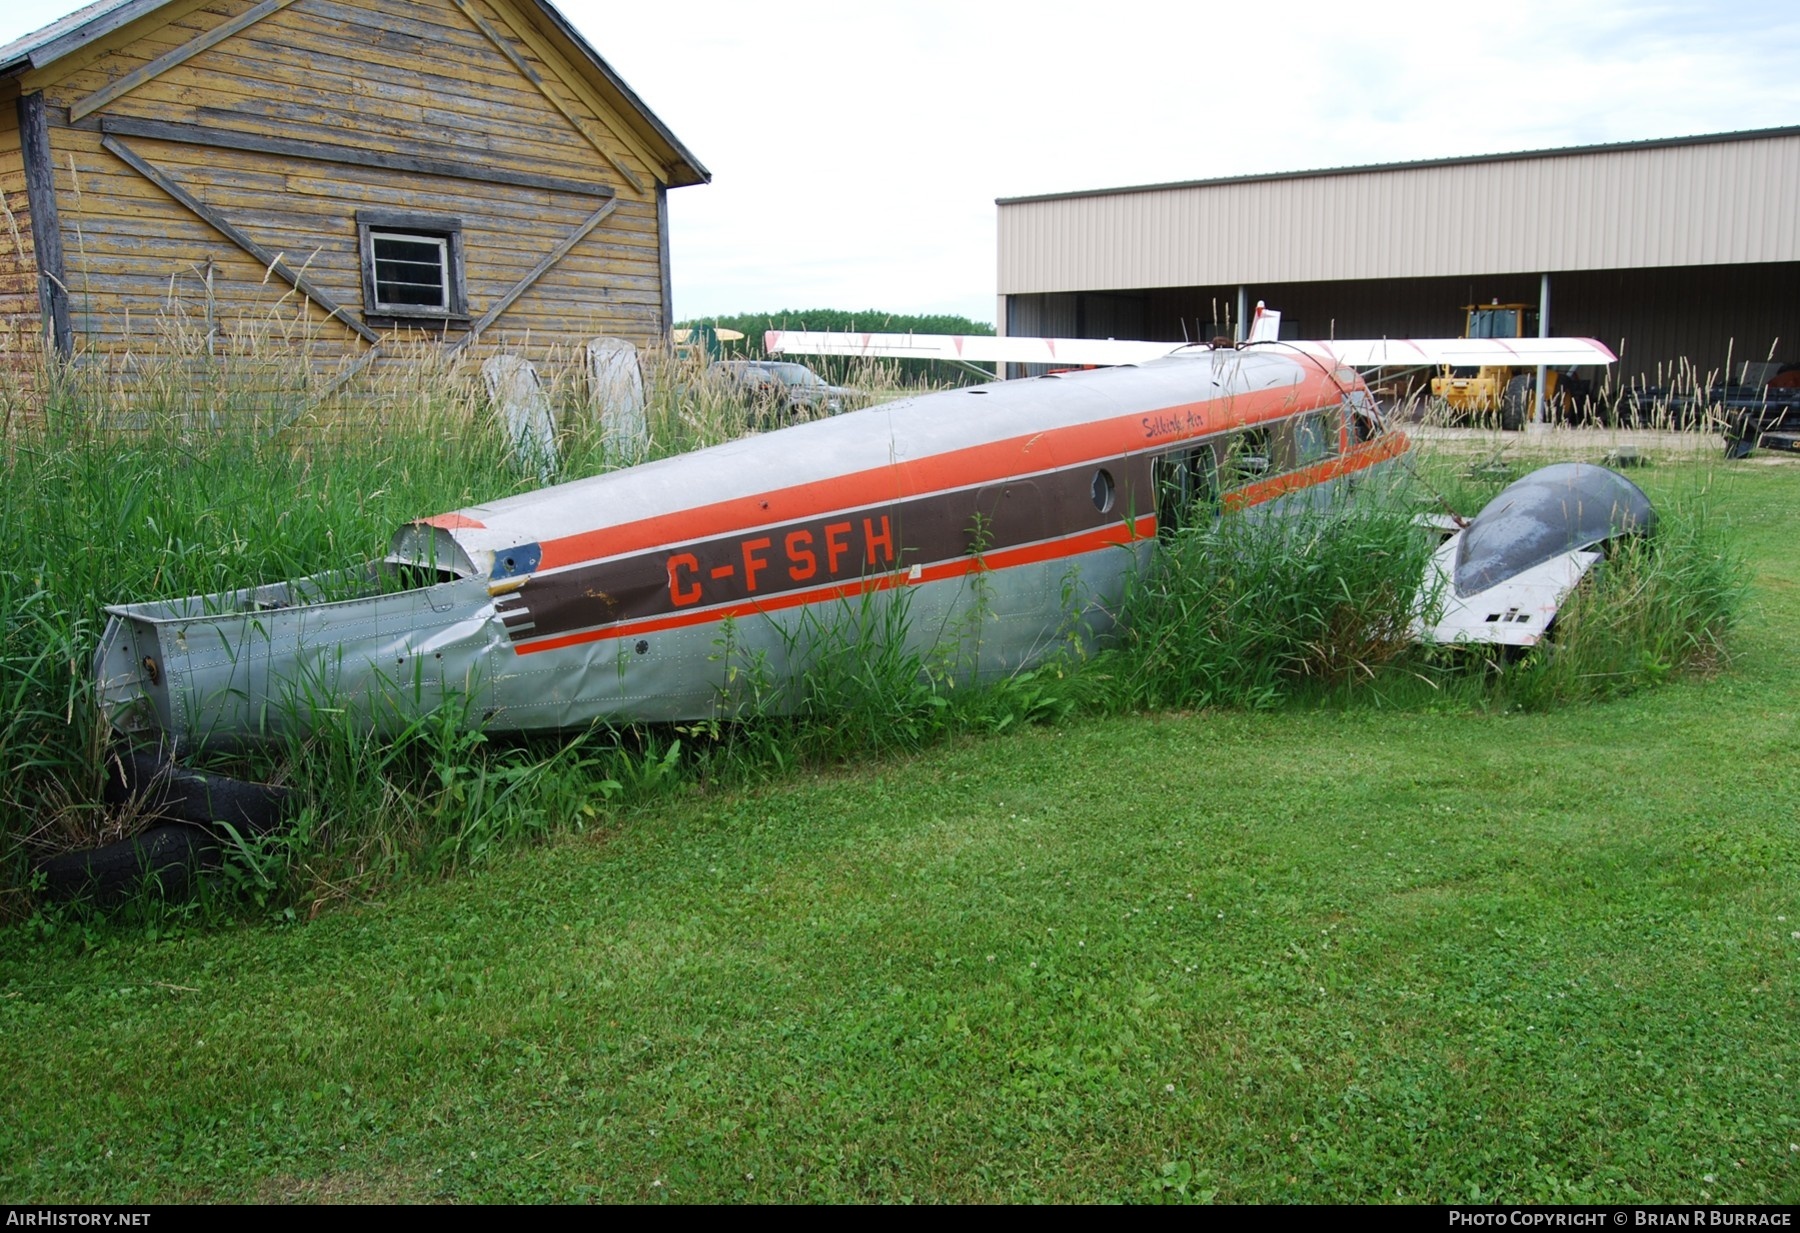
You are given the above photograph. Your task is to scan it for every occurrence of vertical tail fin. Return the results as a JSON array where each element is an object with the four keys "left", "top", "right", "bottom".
[{"left": 1247, "top": 301, "right": 1281, "bottom": 344}]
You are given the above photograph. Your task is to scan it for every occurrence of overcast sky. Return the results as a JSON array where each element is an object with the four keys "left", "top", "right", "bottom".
[{"left": 7, "top": 0, "right": 1800, "bottom": 323}]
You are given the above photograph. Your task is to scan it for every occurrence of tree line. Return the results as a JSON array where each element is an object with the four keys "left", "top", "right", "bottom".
[{"left": 678, "top": 309, "right": 997, "bottom": 386}]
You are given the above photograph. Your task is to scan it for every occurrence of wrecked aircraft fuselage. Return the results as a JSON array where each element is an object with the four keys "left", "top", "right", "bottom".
[
  {"left": 95, "top": 346, "right": 1406, "bottom": 752},
  {"left": 1417, "top": 462, "right": 1657, "bottom": 647}
]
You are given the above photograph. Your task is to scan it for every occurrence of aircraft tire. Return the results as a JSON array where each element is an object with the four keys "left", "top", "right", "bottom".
[
  {"left": 102, "top": 748, "right": 291, "bottom": 836},
  {"left": 33, "top": 824, "right": 222, "bottom": 906}
]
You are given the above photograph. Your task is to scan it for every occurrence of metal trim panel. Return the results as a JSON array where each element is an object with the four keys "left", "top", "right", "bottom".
[{"left": 996, "top": 125, "right": 1800, "bottom": 205}]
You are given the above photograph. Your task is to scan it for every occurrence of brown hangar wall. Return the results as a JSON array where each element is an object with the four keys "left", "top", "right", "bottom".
[{"left": 0, "top": 0, "right": 699, "bottom": 376}]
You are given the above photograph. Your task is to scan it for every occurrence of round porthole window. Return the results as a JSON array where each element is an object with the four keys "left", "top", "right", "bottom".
[{"left": 1091, "top": 468, "right": 1115, "bottom": 513}]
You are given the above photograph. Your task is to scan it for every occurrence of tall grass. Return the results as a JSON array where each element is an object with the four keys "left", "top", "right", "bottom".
[
  {"left": 0, "top": 335, "right": 1751, "bottom": 918},
  {"left": 1499, "top": 494, "right": 1748, "bottom": 707},
  {"left": 0, "top": 374, "right": 493, "bottom": 903},
  {"left": 1404, "top": 351, "right": 1770, "bottom": 437},
  {"left": 684, "top": 579, "right": 1082, "bottom": 778},
  {"left": 1108, "top": 494, "right": 1440, "bottom": 712},
  {"left": 0, "top": 338, "right": 930, "bottom": 913}
]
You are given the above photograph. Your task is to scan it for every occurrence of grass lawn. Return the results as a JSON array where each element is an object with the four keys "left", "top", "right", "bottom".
[{"left": 0, "top": 458, "right": 1794, "bottom": 1203}]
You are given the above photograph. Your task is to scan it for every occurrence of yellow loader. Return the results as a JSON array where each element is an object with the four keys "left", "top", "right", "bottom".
[{"left": 1430, "top": 302, "right": 1557, "bottom": 429}]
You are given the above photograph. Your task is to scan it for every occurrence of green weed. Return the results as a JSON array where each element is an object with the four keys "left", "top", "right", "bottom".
[
  {"left": 0, "top": 328, "right": 1760, "bottom": 923},
  {"left": 1110, "top": 493, "right": 1439, "bottom": 712},
  {"left": 1502, "top": 492, "right": 1749, "bottom": 707},
  {"left": 0, "top": 343, "right": 929, "bottom": 908}
]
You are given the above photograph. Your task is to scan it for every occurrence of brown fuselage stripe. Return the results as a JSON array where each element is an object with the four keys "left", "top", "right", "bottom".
[
  {"left": 528, "top": 375, "right": 1337, "bottom": 573},
  {"left": 1226, "top": 429, "right": 1409, "bottom": 510},
  {"left": 501, "top": 426, "right": 1409, "bottom": 656},
  {"left": 513, "top": 516, "right": 1160, "bottom": 653},
  {"left": 499, "top": 454, "right": 1124, "bottom": 645}
]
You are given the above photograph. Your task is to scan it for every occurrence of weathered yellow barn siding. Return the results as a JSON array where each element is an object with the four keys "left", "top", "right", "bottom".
[
  {"left": 14, "top": 0, "right": 222, "bottom": 97},
  {"left": 45, "top": 124, "right": 358, "bottom": 354},
  {"left": 25, "top": 0, "right": 673, "bottom": 365},
  {"left": 0, "top": 102, "right": 44, "bottom": 368},
  {"left": 45, "top": 124, "right": 659, "bottom": 353},
  {"left": 40, "top": 0, "right": 663, "bottom": 190}
]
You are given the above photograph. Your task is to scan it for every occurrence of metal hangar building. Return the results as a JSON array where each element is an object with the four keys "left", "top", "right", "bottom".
[{"left": 995, "top": 127, "right": 1800, "bottom": 390}]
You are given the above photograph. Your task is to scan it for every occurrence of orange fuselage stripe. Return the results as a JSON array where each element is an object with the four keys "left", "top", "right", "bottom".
[
  {"left": 516, "top": 515, "right": 1160, "bottom": 654},
  {"left": 509, "top": 428, "right": 1406, "bottom": 656},
  {"left": 1225, "top": 429, "right": 1411, "bottom": 510},
  {"left": 532, "top": 378, "right": 1332, "bottom": 573}
]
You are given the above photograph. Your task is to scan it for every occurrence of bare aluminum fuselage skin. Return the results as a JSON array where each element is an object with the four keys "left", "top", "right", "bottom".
[{"left": 95, "top": 348, "right": 1405, "bottom": 752}]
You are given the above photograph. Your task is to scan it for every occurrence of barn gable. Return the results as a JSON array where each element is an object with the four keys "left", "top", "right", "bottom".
[{"left": 0, "top": 0, "right": 707, "bottom": 370}]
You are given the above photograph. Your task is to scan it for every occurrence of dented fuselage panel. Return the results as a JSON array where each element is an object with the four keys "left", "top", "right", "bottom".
[{"left": 96, "top": 348, "right": 1408, "bottom": 752}]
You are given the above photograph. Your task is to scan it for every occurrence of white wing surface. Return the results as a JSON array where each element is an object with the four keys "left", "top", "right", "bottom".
[
  {"left": 765, "top": 330, "right": 1617, "bottom": 370},
  {"left": 1282, "top": 337, "right": 1618, "bottom": 368},
  {"left": 763, "top": 331, "right": 1175, "bottom": 367}
]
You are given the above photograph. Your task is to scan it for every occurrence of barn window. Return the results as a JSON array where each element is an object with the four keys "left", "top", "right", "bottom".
[
  {"left": 371, "top": 233, "right": 448, "bottom": 308},
  {"left": 356, "top": 211, "right": 468, "bottom": 323}
]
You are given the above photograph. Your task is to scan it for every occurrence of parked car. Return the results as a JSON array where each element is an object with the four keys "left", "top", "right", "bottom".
[{"left": 710, "top": 360, "right": 859, "bottom": 419}]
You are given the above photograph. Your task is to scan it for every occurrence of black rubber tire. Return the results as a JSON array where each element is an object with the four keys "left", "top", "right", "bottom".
[
  {"left": 1500, "top": 375, "right": 1532, "bottom": 432},
  {"left": 33, "top": 824, "right": 222, "bottom": 906},
  {"left": 101, "top": 748, "right": 291, "bottom": 836}
]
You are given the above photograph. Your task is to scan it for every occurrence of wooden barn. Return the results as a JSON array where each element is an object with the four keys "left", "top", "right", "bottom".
[{"left": 0, "top": 0, "right": 708, "bottom": 379}]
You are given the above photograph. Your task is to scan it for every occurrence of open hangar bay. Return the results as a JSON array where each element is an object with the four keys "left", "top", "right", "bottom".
[{"left": 995, "top": 126, "right": 1800, "bottom": 397}]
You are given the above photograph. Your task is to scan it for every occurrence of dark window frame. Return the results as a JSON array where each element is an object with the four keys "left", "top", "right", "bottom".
[
  {"left": 1152, "top": 445, "right": 1220, "bottom": 538},
  {"left": 1293, "top": 409, "right": 1342, "bottom": 467},
  {"left": 1220, "top": 425, "right": 1276, "bottom": 490},
  {"left": 356, "top": 209, "right": 469, "bottom": 324}
]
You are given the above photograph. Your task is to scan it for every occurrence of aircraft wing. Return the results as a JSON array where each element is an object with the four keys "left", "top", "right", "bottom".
[
  {"left": 765, "top": 331, "right": 1617, "bottom": 371},
  {"left": 1277, "top": 337, "right": 1618, "bottom": 368},
  {"left": 764, "top": 330, "right": 1176, "bottom": 367}
]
